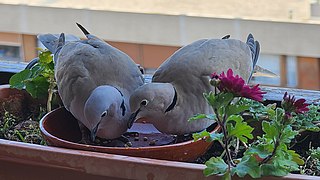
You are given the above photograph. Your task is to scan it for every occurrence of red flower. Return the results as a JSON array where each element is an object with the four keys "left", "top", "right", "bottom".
[
  {"left": 282, "top": 92, "right": 309, "bottom": 114},
  {"left": 210, "top": 69, "right": 266, "bottom": 102}
]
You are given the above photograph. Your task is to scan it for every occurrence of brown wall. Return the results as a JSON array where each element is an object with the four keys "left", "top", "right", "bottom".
[
  {"left": 22, "top": 34, "right": 37, "bottom": 61},
  {"left": 297, "top": 57, "right": 320, "bottom": 90},
  {"left": 0, "top": 32, "right": 21, "bottom": 44},
  {"left": 108, "top": 41, "right": 180, "bottom": 69}
]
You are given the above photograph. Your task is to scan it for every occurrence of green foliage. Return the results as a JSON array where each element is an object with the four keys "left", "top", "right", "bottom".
[
  {"left": 239, "top": 98, "right": 276, "bottom": 121},
  {"left": 9, "top": 50, "right": 57, "bottom": 112},
  {"left": 301, "top": 147, "right": 320, "bottom": 176},
  {"left": 226, "top": 115, "right": 253, "bottom": 143},
  {"left": 204, "top": 157, "right": 228, "bottom": 176},
  {"left": 10, "top": 50, "right": 55, "bottom": 99},
  {"left": 192, "top": 130, "right": 223, "bottom": 142},
  {"left": 293, "top": 104, "right": 320, "bottom": 132},
  {"left": 190, "top": 87, "right": 318, "bottom": 179},
  {"left": 231, "top": 155, "right": 261, "bottom": 178}
]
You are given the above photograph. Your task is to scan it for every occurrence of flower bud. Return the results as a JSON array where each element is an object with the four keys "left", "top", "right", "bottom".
[{"left": 210, "top": 78, "right": 221, "bottom": 87}]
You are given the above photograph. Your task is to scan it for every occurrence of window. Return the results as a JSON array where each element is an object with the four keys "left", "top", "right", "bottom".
[
  {"left": 251, "top": 54, "right": 281, "bottom": 86},
  {"left": 250, "top": 54, "right": 297, "bottom": 88},
  {"left": 0, "top": 45, "right": 21, "bottom": 61}
]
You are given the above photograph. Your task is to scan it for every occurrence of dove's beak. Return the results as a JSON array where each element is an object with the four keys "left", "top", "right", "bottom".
[
  {"left": 128, "top": 109, "right": 140, "bottom": 129},
  {"left": 90, "top": 122, "right": 100, "bottom": 142}
]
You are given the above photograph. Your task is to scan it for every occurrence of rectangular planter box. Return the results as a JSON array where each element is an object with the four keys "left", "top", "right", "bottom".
[{"left": 0, "top": 139, "right": 316, "bottom": 180}]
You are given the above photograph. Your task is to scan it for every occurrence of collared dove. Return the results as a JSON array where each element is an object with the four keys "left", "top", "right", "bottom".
[
  {"left": 129, "top": 34, "right": 259, "bottom": 135},
  {"left": 38, "top": 24, "right": 144, "bottom": 141}
]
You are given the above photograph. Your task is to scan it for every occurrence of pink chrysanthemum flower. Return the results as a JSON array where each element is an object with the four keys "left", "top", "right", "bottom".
[
  {"left": 210, "top": 69, "right": 266, "bottom": 102},
  {"left": 282, "top": 92, "right": 309, "bottom": 114}
]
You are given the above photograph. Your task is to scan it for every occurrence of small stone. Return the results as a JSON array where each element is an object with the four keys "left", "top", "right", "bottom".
[
  {"left": 94, "top": 139, "right": 101, "bottom": 144},
  {"left": 149, "top": 140, "right": 156, "bottom": 146},
  {"left": 125, "top": 142, "right": 133, "bottom": 147},
  {"left": 134, "top": 137, "right": 139, "bottom": 141},
  {"left": 143, "top": 137, "right": 148, "bottom": 141}
]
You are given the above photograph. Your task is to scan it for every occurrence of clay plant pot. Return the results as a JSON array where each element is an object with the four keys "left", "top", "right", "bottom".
[{"left": 40, "top": 107, "right": 219, "bottom": 162}]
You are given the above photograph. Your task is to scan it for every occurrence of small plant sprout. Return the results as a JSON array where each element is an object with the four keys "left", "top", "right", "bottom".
[{"left": 189, "top": 68, "right": 309, "bottom": 179}]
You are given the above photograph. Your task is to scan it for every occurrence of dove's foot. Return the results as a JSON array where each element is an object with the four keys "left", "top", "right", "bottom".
[{"left": 77, "top": 121, "right": 94, "bottom": 145}]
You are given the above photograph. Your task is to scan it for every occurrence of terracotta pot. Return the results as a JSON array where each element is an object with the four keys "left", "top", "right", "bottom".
[{"left": 40, "top": 107, "right": 219, "bottom": 162}]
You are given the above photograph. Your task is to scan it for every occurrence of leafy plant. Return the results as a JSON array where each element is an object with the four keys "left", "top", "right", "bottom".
[
  {"left": 9, "top": 49, "right": 56, "bottom": 112},
  {"left": 190, "top": 69, "right": 311, "bottom": 179},
  {"left": 300, "top": 147, "right": 320, "bottom": 176}
]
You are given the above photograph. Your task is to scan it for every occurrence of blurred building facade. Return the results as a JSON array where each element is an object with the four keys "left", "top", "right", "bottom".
[{"left": 0, "top": 0, "right": 319, "bottom": 90}]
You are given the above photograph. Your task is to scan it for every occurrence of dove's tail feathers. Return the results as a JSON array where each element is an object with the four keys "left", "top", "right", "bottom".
[
  {"left": 37, "top": 34, "right": 59, "bottom": 54},
  {"left": 246, "top": 33, "right": 260, "bottom": 68},
  {"left": 246, "top": 34, "right": 260, "bottom": 82},
  {"left": 76, "top": 23, "right": 91, "bottom": 37},
  {"left": 54, "top": 33, "right": 65, "bottom": 64},
  {"left": 222, "top": 34, "right": 230, "bottom": 39}
]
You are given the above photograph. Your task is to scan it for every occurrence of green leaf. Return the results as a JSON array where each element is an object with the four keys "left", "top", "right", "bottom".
[
  {"left": 280, "top": 126, "right": 298, "bottom": 144},
  {"left": 261, "top": 164, "right": 288, "bottom": 177},
  {"left": 188, "top": 114, "right": 215, "bottom": 122},
  {"left": 292, "top": 104, "right": 320, "bottom": 132},
  {"left": 39, "top": 50, "right": 53, "bottom": 64},
  {"left": 262, "top": 121, "right": 278, "bottom": 140},
  {"left": 310, "top": 147, "right": 320, "bottom": 159},
  {"left": 275, "top": 108, "right": 285, "bottom": 123},
  {"left": 218, "top": 93, "right": 234, "bottom": 107},
  {"left": 209, "top": 132, "right": 224, "bottom": 142},
  {"left": 245, "top": 144, "right": 273, "bottom": 159},
  {"left": 221, "top": 170, "right": 231, "bottom": 180},
  {"left": 288, "top": 149, "right": 304, "bottom": 165},
  {"left": 226, "top": 104, "right": 250, "bottom": 117},
  {"left": 192, "top": 130, "right": 210, "bottom": 141},
  {"left": 204, "top": 157, "right": 228, "bottom": 176},
  {"left": 227, "top": 115, "right": 254, "bottom": 143},
  {"left": 204, "top": 92, "right": 216, "bottom": 107},
  {"left": 192, "top": 131, "right": 223, "bottom": 142},
  {"left": 30, "top": 64, "right": 44, "bottom": 78},
  {"left": 232, "top": 155, "right": 261, "bottom": 178},
  {"left": 204, "top": 92, "right": 234, "bottom": 109},
  {"left": 9, "top": 69, "right": 32, "bottom": 89},
  {"left": 25, "top": 76, "right": 49, "bottom": 98}
]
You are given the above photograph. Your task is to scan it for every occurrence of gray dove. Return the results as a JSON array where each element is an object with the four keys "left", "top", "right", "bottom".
[
  {"left": 39, "top": 24, "right": 143, "bottom": 141},
  {"left": 129, "top": 34, "right": 259, "bottom": 135}
]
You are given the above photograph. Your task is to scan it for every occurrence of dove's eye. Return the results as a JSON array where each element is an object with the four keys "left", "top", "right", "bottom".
[
  {"left": 101, "top": 111, "right": 107, "bottom": 117},
  {"left": 140, "top": 99, "right": 149, "bottom": 106}
]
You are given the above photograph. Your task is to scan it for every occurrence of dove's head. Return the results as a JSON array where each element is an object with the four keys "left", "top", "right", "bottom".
[
  {"left": 129, "top": 83, "right": 177, "bottom": 125},
  {"left": 84, "top": 85, "right": 128, "bottom": 141}
]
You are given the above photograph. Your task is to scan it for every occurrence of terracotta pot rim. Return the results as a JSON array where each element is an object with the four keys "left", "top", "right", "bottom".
[{"left": 40, "top": 107, "right": 220, "bottom": 150}]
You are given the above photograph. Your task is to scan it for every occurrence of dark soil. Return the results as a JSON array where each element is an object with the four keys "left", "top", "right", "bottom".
[{"left": 0, "top": 88, "right": 46, "bottom": 144}]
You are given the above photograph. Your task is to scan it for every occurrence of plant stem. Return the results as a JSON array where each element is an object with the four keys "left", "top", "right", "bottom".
[
  {"left": 47, "top": 78, "right": 55, "bottom": 112},
  {"left": 260, "top": 135, "right": 280, "bottom": 165},
  {"left": 214, "top": 108, "right": 235, "bottom": 168}
]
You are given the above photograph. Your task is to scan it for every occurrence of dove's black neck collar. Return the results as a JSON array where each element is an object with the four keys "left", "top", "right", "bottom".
[
  {"left": 113, "top": 87, "right": 124, "bottom": 97},
  {"left": 165, "top": 87, "right": 177, "bottom": 113},
  {"left": 113, "top": 86, "right": 126, "bottom": 116}
]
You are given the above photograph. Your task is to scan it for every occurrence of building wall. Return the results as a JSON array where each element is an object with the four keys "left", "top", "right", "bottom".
[
  {"left": 1, "top": 0, "right": 310, "bottom": 21},
  {"left": 0, "top": 4, "right": 320, "bottom": 58},
  {"left": 0, "top": 3, "right": 319, "bottom": 90}
]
